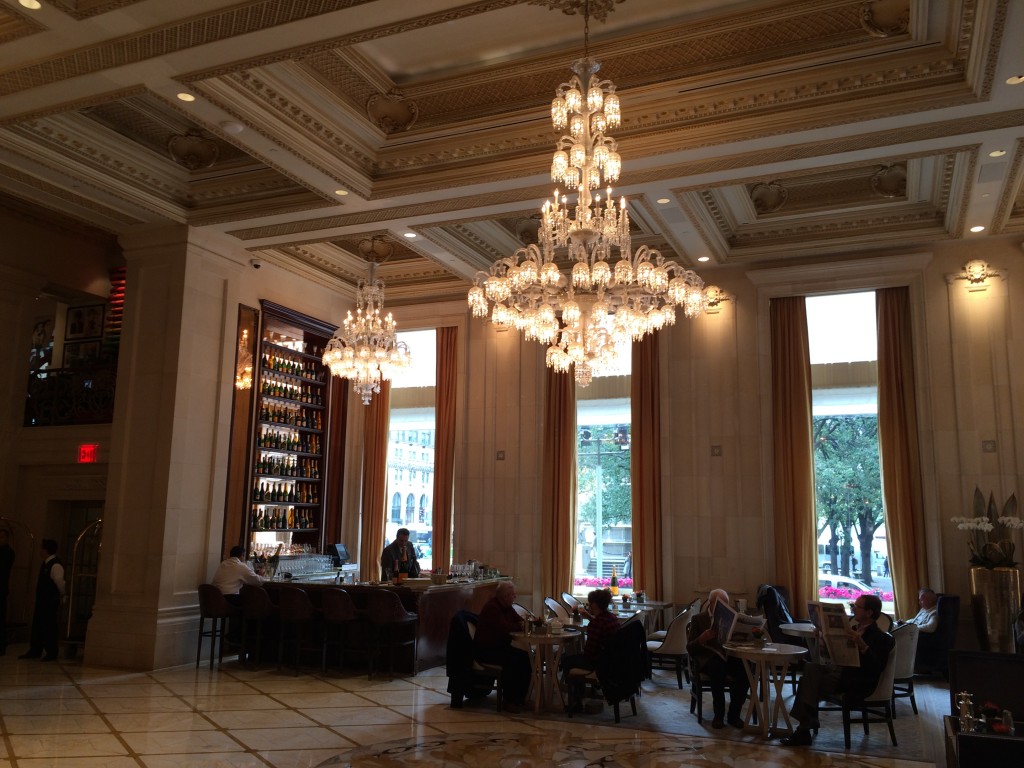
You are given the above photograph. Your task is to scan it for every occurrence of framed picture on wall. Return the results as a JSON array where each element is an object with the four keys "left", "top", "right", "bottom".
[
  {"left": 63, "top": 340, "right": 101, "bottom": 367},
  {"left": 66, "top": 304, "right": 105, "bottom": 341}
]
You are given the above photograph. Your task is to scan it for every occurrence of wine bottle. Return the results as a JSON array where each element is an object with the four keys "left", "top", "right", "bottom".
[{"left": 610, "top": 565, "right": 619, "bottom": 596}]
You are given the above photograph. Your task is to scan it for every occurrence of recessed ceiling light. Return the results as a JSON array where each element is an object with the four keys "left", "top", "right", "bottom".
[
  {"left": 970, "top": 225, "right": 986, "bottom": 233},
  {"left": 697, "top": 256, "right": 710, "bottom": 263},
  {"left": 219, "top": 120, "right": 244, "bottom": 134},
  {"left": 1007, "top": 75, "right": 1024, "bottom": 85},
  {"left": 176, "top": 92, "right": 196, "bottom": 102},
  {"left": 981, "top": 193, "right": 991, "bottom": 198},
  {"left": 656, "top": 198, "right": 671, "bottom": 204},
  {"left": 334, "top": 189, "right": 349, "bottom": 196},
  {"left": 989, "top": 150, "right": 1007, "bottom": 157},
  {"left": 19, "top": 0, "right": 42, "bottom": 9},
  {"left": 403, "top": 232, "right": 416, "bottom": 238}
]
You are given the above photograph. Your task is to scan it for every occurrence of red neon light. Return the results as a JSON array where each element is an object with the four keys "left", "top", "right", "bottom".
[{"left": 78, "top": 444, "right": 99, "bottom": 464}]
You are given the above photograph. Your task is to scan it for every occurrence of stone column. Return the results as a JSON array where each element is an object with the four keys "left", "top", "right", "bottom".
[{"left": 84, "top": 225, "right": 246, "bottom": 669}]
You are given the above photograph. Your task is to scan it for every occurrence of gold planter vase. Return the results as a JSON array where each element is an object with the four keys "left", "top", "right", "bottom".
[{"left": 969, "top": 566, "right": 1021, "bottom": 653}]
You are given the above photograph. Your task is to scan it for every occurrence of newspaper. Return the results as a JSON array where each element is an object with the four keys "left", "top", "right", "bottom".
[
  {"left": 709, "top": 599, "right": 767, "bottom": 660},
  {"left": 807, "top": 600, "right": 860, "bottom": 667}
]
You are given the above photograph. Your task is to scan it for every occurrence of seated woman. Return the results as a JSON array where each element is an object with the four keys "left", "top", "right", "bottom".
[
  {"left": 560, "top": 588, "right": 619, "bottom": 675},
  {"left": 686, "top": 588, "right": 750, "bottom": 729}
]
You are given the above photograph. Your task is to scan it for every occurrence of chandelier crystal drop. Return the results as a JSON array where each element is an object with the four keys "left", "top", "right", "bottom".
[
  {"left": 323, "top": 262, "right": 411, "bottom": 405},
  {"left": 468, "top": 1, "right": 705, "bottom": 386}
]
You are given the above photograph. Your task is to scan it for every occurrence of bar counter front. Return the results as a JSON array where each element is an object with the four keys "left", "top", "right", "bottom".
[{"left": 263, "top": 576, "right": 504, "bottom": 673}]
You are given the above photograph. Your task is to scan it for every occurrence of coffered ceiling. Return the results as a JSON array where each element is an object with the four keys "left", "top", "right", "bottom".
[{"left": 1, "top": 0, "right": 1022, "bottom": 303}]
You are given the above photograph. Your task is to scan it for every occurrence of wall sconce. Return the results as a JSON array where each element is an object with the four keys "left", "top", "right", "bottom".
[
  {"left": 948, "top": 260, "right": 1003, "bottom": 292},
  {"left": 704, "top": 285, "right": 731, "bottom": 314}
]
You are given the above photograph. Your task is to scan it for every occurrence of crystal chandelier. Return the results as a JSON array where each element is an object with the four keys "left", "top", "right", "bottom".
[
  {"left": 323, "top": 247, "right": 411, "bottom": 405},
  {"left": 468, "top": 0, "right": 705, "bottom": 386}
]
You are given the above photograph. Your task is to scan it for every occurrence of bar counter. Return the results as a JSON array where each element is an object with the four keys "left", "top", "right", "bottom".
[{"left": 263, "top": 575, "right": 505, "bottom": 672}]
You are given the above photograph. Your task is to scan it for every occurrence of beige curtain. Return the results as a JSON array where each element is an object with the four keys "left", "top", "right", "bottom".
[
  {"left": 770, "top": 296, "right": 818, "bottom": 612},
  {"left": 541, "top": 367, "right": 577, "bottom": 599},
  {"left": 432, "top": 326, "right": 457, "bottom": 574},
  {"left": 358, "top": 382, "right": 391, "bottom": 582},
  {"left": 631, "top": 333, "right": 663, "bottom": 599},
  {"left": 876, "top": 287, "right": 928, "bottom": 616}
]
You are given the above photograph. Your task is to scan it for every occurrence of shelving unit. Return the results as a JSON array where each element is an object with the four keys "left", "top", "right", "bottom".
[{"left": 246, "top": 302, "right": 333, "bottom": 563}]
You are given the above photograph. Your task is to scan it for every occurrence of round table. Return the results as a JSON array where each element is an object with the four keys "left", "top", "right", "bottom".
[
  {"left": 724, "top": 642, "right": 807, "bottom": 737},
  {"left": 779, "top": 622, "right": 820, "bottom": 662},
  {"left": 511, "top": 629, "right": 582, "bottom": 712}
]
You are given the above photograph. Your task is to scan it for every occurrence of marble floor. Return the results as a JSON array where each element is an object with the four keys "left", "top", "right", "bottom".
[{"left": 0, "top": 644, "right": 948, "bottom": 768}]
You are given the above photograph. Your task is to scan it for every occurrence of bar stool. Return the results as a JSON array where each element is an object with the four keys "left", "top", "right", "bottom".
[
  {"left": 320, "top": 588, "right": 363, "bottom": 675},
  {"left": 196, "top": 584, "right": 240, "bottom": 669},
  {"left": 365, "top": 590, "right": 418, "bottom": 679},
  {"left": 240, "top": 584, "right": 278, "bottom": 667},
  {"left": 276, "top": 586, "right": 318, "bottom": 675}
]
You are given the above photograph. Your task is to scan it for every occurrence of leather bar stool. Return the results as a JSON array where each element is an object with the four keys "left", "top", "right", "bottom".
[
  {"left": 196, "top": 584, "right": 240, "bottom": 669},
  {"left": 320, "top": 588, "right": 364, "bottom": 675},
  {"left": 240, "top": 584, "right": 278, "bottom": 667},
  {"left": 365, "top": 590, "right": 418, "bottom": 679},
  {"left": 276, "top": 586, "right": 318, "bottom": 675}
]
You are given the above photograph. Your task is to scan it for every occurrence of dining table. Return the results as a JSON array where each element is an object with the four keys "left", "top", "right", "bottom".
[
  {"left": 724, "top": 641, "right": 808, "bottom": 737},
  {"left": 779, "top": 621, "right": 820, "bottom": 661},
  {"left": 511, "top": 627, "right": 583, "bottom": 713}
]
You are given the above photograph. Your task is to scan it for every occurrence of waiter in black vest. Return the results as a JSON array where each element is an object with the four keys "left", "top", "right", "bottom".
[{"left": 19, "top": 538, "right": 64, "bottom": 661}]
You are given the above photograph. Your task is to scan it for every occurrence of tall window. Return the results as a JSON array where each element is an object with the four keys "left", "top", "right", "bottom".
[
  {"left": 573, "top": 359, "right": 632, "bottom": 592},
  {"left": 384, "top": 330, "right": 436, "bottom": 570},
  {"left": 807, "top": 293, "right": 893, "bottom": 614}
]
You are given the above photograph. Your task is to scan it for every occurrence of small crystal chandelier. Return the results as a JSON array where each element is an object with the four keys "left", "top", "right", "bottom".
[
  {"left": 234, "top": 329, "right": 253, "bottom": 390},
  {"left": 468, "top": 0, "right": 705, "bottom": 386},
  {"left": 323, "top": 241, "right": 411, "bottom": 405}
]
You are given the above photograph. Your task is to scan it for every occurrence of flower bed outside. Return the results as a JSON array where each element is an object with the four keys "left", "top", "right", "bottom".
[
  {"left": 819, "top": 585, "right": 895, "bottom": 615},
  {"left": 574, "top": 576, "right": 633, "bottom": 590}
]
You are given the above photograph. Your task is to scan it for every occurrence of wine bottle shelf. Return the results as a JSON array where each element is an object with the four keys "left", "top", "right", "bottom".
[
  {"left": 250, "top": 527, "right": 320, "bottom": 533},
  {"left": 260, "top": 393, "right": 325, "bottom": 409},
  {"left": 257, "top": 418, "right": 323, "bottom": 433}
]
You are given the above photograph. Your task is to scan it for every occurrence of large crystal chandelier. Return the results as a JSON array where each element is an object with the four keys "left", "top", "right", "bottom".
[
  {"left": 323, "top": 245, "right": 411, "bottom": 405},
  {"left": 468, "top": 0, "right": 705, "bottom": 386}
]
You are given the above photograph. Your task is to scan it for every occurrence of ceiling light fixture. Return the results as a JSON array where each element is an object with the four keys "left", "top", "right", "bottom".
[
  {"left": 19, "top": 0, "right": 42, "bottom": 9},
  {"left": 988, "top": 150, "right": 1006, "bottom": 157},
  {"left": 1007, "top": 75, "right": 1024, "bottom": 85},
  {"left": 970, "top": 225, "right": 986, "bottom": 233},
  {"left": 467, "top": 0, "right": 705, "bottom": 387},
  {"left": 176, "top": 92, "right": 196, "bottom": 102},
  {"left": 322, "top": 237, "right": 411, "bottom": 405},
  {"left": 403, "top": 232, "right": 416, "bottom": 238}
]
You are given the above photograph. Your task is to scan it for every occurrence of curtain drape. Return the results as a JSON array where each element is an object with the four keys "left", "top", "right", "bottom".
[
  {"left": 432, "top": 326, "right": 457, "bottom": 574},
  {"left": 324, "top": 376, "right": 350, "bottom": 543},
  {"left": 876, "top": 287, "right": 928, "bottom": 616},
  {"left": 541, "top": 368, "right": 576, "bottom": 599},
  {"left": 631, "top": 333, "right": 663, "bottom": 599},
  {"left": 358, "top": 382, "right": 391, "bottom": 582},
  {"left": 770, "top": 296, "right": 818, "bottom": 611}
]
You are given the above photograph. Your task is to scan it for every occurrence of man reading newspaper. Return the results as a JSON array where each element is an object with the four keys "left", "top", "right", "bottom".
[
  {"left": 686, "top": 589, "right": 753, "bottom": 729},
  {"left": 780, "top": 594, "right": 894, "bottom": 747}
]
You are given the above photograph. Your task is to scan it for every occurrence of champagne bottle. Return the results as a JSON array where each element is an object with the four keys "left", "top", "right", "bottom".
[{"left": 610, "top": 565, "right": 619, "bottom": 596}]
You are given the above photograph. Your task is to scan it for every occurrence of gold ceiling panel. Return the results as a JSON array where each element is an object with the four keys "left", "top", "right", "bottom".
[{"left": 50, "top": 1, "right": 145, "bottom": 20}]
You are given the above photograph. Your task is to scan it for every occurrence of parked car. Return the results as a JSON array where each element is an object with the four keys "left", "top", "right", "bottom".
[{"left": 817, "top": 573, "right": 881, "bottom": 596}]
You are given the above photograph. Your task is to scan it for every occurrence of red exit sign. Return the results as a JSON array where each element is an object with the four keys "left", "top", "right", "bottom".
[{"left": 78, "top": 443, "right": 100, "bottom": 463}]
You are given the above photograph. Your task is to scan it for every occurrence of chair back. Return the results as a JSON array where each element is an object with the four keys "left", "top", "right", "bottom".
[
  {"left": 278, "top": 586, "right": 314, "bottom": 622},
  {"left": 620, "top": 609, "right": 643, "bottom": 626},
  {"left": 877, "top": 612, "right": 894, "bottom": 632},
  {"left": 891, "top": 622, "right": 919, "bottom": 679},
  {"left": 240, "top": 584, "right": 274, "bottom": 619},
  {"left": 198, "top": 583, "right": 235, "bottom": 619},
  {"left": 864, "top": 636, "right": 898, "bottom": 702},
  {"left": 512, "top": 602, "right": 533, "bottom": 621},
  {"left": 366, "top": 589, "right": 413, "bottom": 622},
  {"left": 756, "top": 583, "right": 797, "bottom": 643},
  {"left": 596, "top": 620, "right": 647, "bottom": 704},
  {"left": 321, "top": 588, "right": 357, "bottom": 623},
  {"left": 544, "top": 596, "right": 570, "bottom": 622},
  {"left": 561, "top": 592, "right": 582, "bottom": 611},
  {"left": 654, "top": 611, "right": 689, "bottom": 654}
]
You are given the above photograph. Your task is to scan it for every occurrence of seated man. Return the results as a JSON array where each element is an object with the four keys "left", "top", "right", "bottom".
[
  {"left": 474, "top": 581, "right": 530, "bottom": 713},
  {"left": 904, "top": 587, "right": 938, "bottom": 633},
  {"left": 781, "top": 594, "right": 895, "bottom": 747},
  {"left": 380, "top": 528, "right": 421, "bottom": 581},
  {"left": 686, "top": 588, "right": 750, "bottom": 729},
  {"left": 560, "top": 588, "right": 620, "bottom": 675},
  {"left": 211, "top": 545, "right": 265, "bottom": 605}
]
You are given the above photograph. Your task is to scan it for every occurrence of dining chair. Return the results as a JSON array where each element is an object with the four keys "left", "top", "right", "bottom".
[
  {"left": 544, "top": 597, "right": 570, "bottom": 623},
  {"left": 561, "top": 592, "right": 582, "bottom": 612},
  {"left": 818, "top": 636, "right": 898, "bottom": 748},
  {"left": 891, "top": 622, "right": 919, "bottom": 714},
  {"left": 646, "top": 610, "right": 689, "bottom": 688}
]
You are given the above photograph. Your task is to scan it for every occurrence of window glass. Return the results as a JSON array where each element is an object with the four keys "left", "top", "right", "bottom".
[
  {"left": 807, "top": 292, "right": 893, "bottom": 616},
  {"left": 384, "top": 329, "right": 436, "bottom": 571}
]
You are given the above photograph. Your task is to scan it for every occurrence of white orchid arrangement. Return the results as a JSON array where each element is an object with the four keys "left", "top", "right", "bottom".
[{"left": 951, "top": 487, "right": 1022, "bottom": 568}]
